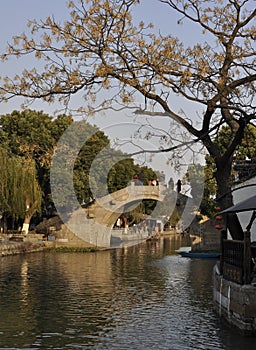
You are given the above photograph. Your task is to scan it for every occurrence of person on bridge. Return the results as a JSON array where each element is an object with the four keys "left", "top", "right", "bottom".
[
  {"left": 116, "top": 218, "right": 121, "bottom": 228},
  {"left": 152, "top": 178, "right": 157, "bottom": 186},
  {"left": 138, "top": 171, "right": 144, "bottom": 185},
  {"left": 133, "top": 174, "right": 140, "bottom": 185},
  {"left": 177, "top": 179, "right": 182, "bottom": 193},
  {"left": 168, "top": 177, "right": 174, "bottom": 190}
]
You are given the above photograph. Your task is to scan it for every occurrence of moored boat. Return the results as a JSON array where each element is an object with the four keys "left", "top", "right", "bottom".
[{"left": 176, "top": 247, "right": 220, "bottom": 259}]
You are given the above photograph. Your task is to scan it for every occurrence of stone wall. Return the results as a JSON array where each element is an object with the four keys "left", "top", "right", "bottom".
[
  {"left": 213, "top": 264, "right": 256, "bottom": 334},
  {"left": 0, "top": 241, "right": 46, "bottom": 257},
  {"left": 35, "top": 215, "right": 99, "bottom": 248},
  {"left": 189, "top": 217, "right": 221, "bottom": 252},
  {"left": 53, "top": 222, "right": 97, "bottom": 248}
]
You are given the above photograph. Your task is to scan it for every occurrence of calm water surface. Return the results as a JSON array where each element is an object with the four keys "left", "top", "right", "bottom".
[{"left": 0, "top": 235, "right": 256, "bottom": 350}]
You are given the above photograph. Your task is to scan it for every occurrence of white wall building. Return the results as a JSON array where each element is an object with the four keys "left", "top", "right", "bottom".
[{"left": 232, "top": 176, "right": 256, "bottom": 241}]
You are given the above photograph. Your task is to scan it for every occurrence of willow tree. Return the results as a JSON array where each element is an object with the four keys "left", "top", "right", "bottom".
[
  {"left": 0, "top": 148, "right": 10, "bottom": 217},
  {"left": 0, "top": 0, "right": 255, "bottom": 239},
  {"left": 0, "top": 148, "right": 41, "bottom": 233},
  {"left": 0, "top": 110, "right": 73, "bottom": 216}
]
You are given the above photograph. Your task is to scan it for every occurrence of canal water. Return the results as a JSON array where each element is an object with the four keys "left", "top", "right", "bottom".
[{"left": 0, "top": 235, "right": 256, "bottom": 350}]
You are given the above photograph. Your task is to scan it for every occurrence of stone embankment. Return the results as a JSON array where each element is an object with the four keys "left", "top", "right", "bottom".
[
  {"left": 213, "top": 264, "right": 256, "bottom": 334},
  {"left": 0, "top": 231, "right": 97, "bottom": 256},
  {"left": 0, "top": 241, "right": 46, "bottom": 257},
  {"left": 0, "top": 232, "right": 56, "bottom": 256}
]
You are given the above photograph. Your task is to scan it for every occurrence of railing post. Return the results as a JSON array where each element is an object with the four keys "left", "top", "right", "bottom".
[
  {"left": 220, "top": 229, "right": 227, "bottom": 275},
  {"left": 243, "top": 229, "right": 252, "bottom": 284}
]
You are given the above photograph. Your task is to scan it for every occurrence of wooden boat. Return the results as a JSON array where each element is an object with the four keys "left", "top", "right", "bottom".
[
  {"left": 177, "top": 251, "right": 220, "bottom": 259},
  {"left": 176, "top": 247, "right": 220, "bottom": 259}
]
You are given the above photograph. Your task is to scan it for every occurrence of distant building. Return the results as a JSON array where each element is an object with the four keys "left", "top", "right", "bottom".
[{"left": 233, "top": 159, "right": 256, "bottom": 182}]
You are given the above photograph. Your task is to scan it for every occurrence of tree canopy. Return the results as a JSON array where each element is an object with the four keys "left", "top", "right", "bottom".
[
  {"left": 0, "top": 0, "right": 255, "bottom": 238},
  {"left": 204, "top": 124, "right": 256, "bottom": 214},
  {"left": 0, "top": 109, "right": 159, "bottom": 228},
  {"left": 0, "top": 147, "right": 41, "bottom": 223},
  {"left": 0, "top": 110, "right": 74, "bottom": 216}
]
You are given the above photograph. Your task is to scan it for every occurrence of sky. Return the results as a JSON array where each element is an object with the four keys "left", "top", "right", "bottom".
[{"left": 0, "top": 0, "right": 206, "bottom": 185}]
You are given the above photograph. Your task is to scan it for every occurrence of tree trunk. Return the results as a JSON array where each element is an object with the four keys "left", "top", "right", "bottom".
[
  {"left": 21, "top": 215, "right": 32, "bottom": 235},
  {"left": 215, "top": 160, "right": 244, "bottom": 240},
  {"left": 21, "top": 199, "right": 38, "bottom": 235}
]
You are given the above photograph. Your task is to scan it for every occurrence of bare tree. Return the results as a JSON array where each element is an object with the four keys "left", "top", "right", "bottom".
[{"left": 0, "top": 0, "right": 255, "bottom": 239}]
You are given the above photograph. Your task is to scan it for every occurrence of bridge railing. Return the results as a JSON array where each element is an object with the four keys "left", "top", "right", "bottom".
[{"left": 96, "top": 183, "right": 166, "bottom": 208}]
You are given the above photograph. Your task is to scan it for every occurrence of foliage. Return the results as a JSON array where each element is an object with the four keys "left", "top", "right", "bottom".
[
  {"left": 47, "top": 246, "right": 98, "bottom": 253},
  {"left": 190, "top": 124, "right": 256, "bottom": 217},
  {"left": 107, "top": 158, "right": 136, "bottom": 193},
  {"left": 0, "top": 147, "right": 41, "bottom": 220},
  {"left": 73, "top": 124, "right": 111, "bottom": 202},
  {"left": 0, "top": 147, "right": 11, "bottom": 214},
  {"left": 168, "top": 209, "right": 181, "bottom": 228},
  {"left": 0, "top": 110, "right": 158, "bottom": 220},
  {"left": 0, "top": 1, "right": 255, "bottom": 238},
  {"left": 184, "top": 163, "right": 215, "bottom": 217},
  {"left": 0, "top": 110, "right": 73, "bottom": 215}
]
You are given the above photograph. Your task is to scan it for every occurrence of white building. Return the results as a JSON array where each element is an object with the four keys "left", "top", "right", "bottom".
[{"left": 232, "top": 176, "right": 256, "bottom": 241}]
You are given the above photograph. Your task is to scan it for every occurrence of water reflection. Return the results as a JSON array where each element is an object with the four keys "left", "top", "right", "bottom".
[{"left": 0, "top": 236, "right": 256, "bottom": 349}]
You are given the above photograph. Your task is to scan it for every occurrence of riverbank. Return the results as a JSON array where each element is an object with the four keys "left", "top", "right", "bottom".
[
  {"left": 0, "top": 229, "right": 197, "bottom": 257},
  {"left": 0, "top": 230, "right": 106, "bottom": 256},
  {"left": 0, "top": 240, "right": 102, "bottom": 256},
  {"left": 0, "top": 241, "right": 47, "bottom": 257},
  {"left": 0, "top": 230, "right": 190, "bottom": 257}
]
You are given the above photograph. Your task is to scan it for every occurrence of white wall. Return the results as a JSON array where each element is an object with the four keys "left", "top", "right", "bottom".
[{"left": 232, "top": 177, "right": 256, "bottom": 241}]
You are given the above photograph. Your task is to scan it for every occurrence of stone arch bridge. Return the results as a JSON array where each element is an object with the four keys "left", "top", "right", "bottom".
[{"left": 63, "top": 183, "right": 175, "bottom": 248}]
